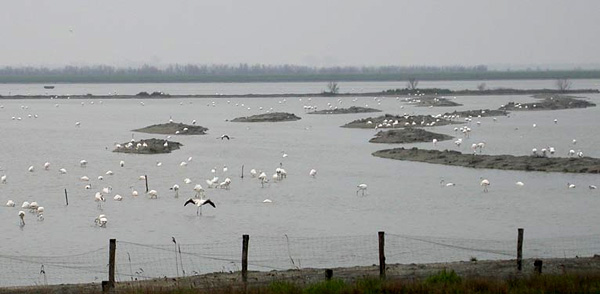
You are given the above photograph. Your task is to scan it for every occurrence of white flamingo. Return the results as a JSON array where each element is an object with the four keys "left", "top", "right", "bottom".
[
  {"left": 480, "top": 178, "right": 490, "bottom": 192},
  {"left": 147, "top": 190, "right": 158, "bottom": 199},
  {"left": 309, "top": 169, "right": 317, "bottom": 178},
  {"left": 357, "top": 183, "right": 368, "bottom": 196},
  {"left": 170, "top": 184, "right": 180, "bottom": 198},
  {"left": 95, "top": 214, "right": 107, "bottom": 227}
]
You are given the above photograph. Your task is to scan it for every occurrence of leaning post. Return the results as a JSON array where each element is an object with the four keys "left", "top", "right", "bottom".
[{"left": 109, "top": 238, "right": 116, "bottom": 289}]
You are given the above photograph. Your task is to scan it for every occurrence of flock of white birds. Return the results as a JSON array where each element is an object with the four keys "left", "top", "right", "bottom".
[{"left": 1, "top": 92, "right": 597, "bottom": 230}]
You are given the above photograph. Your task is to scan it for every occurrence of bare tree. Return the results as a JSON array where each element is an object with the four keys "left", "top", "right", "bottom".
[
  {"left": 555, "top": 78, "right": 572, "bottom": 92},
  {"left": 477, "top": 82, "right": 486, "bottom": 91},
  {"left": 326, "top": 81, "right": 340, "bottom": 94},
  {"left": 407, "top": 78, "right": 419, "bottom": 90}
]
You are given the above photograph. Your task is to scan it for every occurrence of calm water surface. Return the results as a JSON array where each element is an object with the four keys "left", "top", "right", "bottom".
[{"left": 0, "top": 82, "right": 599, "bottom": 285}]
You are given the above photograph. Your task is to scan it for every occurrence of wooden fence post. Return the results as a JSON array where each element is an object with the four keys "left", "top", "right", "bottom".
[
  {"left": 109, "top": 239, "right": 116, "bottom": 289},
  {"left": 242, "top": 234, "right": 249, "bottom": 283},
  {"left": 64, "top": 189, "right": 69, "bottom": 206},
  {"left": 379, "top": 231, "right": 386, "bottom": 279},
  {"left": 517, "top": 228, "right": 524, "bottom": 271},
  {"left": 145, "top": 175, "right": 149, "bottom": 193}
]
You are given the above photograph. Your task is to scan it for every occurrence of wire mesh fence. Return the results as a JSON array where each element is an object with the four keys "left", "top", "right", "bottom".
[{"left": 1, "top": 231, "right": 599, "bottom": 287}]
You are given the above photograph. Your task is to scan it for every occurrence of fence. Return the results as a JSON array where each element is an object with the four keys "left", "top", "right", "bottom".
[{"left": 1, "top": 229, "right": 600, "bottom": 288}]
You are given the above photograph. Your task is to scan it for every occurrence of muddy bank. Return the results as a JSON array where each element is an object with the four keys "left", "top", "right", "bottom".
[
  {"left": 499, "top": 95, "right": 596, "bottom": 111},
  {"left": 3, "top": 256, "right": 598, "bottom": 294},
  {"left": 231, "top": 112, "right": 301, "bottom": 122},
  {"left": 343, "top": 114, "right": 456, "bottom": 129},
  {"left": 133, "top": 122, "right": 208, "bottom": 135},
  {"left": 113, "top": 138, "right": 182, "bottom": 154},
  {"left": 444, "top": 109, "right": 509, "bottom": 118},
  {"left": 370, "top": 128, "right": 453, "bottom": 144},
  {"left": 308, "top": 106, "right": 381, "bottom": 114},
  {"left": 404, "top": 97, "right": 462, "bottom": 107},
  {"left": 372, "top": 147, "right": 600, "bottom": 173}
]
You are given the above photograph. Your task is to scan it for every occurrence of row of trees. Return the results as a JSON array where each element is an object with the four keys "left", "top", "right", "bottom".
[{"left": 0, "top": 64, "right": 489, "bottom": 77}]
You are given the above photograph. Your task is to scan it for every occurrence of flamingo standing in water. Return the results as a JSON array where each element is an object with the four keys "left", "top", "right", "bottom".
[
  {"left": 184, "top": 197, "right": 216, "bottom": 216},
  {"left": 357, "top": 184, "right": 368, "bottom": 196}
]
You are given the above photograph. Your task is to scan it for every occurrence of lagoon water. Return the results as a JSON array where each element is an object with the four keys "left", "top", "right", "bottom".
[{"left": 1, "top": 80, "right": 600, "bottom": 285}]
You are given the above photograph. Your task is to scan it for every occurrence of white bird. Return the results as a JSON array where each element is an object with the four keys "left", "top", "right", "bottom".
[
  {"left": 170, "top": 184, "right": 180, "bottom": 197},
  {"left": 589, "top": 185, "right": 597, "bottom": 190},
  {"left": 84, "top": 184, "right": 92, "bottom": 190},
  {"left": 21, "top": 201, "right": 30, "bottom": 209},
  {"left": 572, "top": 139, "right": 577, "bottom": 145},
  {"left": 219, "top": 178, "right": 232, "bottom": 189},
  {"left": 183, "top": 178, "right": 192, "bottom": 184},
  {"left": 184, "top": 197, "right": 216, "bottom": 215},
  {"left": 156, "top": 161, "right": 162, "bottom": 167},
  {"left": 80, "top": 176, "right": 90, "bottom": 181},
  {"left": 147, "top": 190, "right": 158, "bottom": 199},
  {"left": 357, "top": 183, "right": 368, "bottom": 196},
  {"left": 102, "top": 186, "right": 112, "bottom": 194},
  {"left": 95, "top": 214, "right": 107, "bottom": 227},
  {"left": 223, "top": 165, "right": 228, "bottom": 173},
  {"left": 516, "top": 181, "right": 525, "bottom": 187},
  {"left": 120, "top": 160, "right": 125, "bottom": 167},
  {"left": 36, "top": 207, "right": 44, "bottom": 221},
  {"left": 80, "top": 160, "right": 88, "bottom": 167},
  {"left": 113, "top": 194, "right": 123, "bottom": 201},
  {"left": 309, "top": 169, "right": 317, "bottom": 178},
  {"left": 19, "top": 211, "right": 25, "bottom": 225},
  {"left": 6, "top": 200, "right": 15, "bottom": 207},
  {"left": 480, "top": 178, "right": 490, "bottom": 192},
  {"left": 567, "top": 183, "right": 576, "bottom": 189},
  {"left": 28, "top": 166, "right": 34, "bottom": 172},
  {"left": 75, "top": 121, "right": 81, "bottom": 127},
  {"left": 250, "top": 169, "right": 257, "bottom": 178},
  {"left": 258, "top": 172, "right": 268, "bottom": 187},
  {"left": 1, "top": 175, "right": 6, "bottom": 184},
  {"left": 105, "top": 170, "right": 114, "bottom": 175},
  {"left": 98, "top": 176, "right": 104, "bottom": 180},
  {"left": 95, "top": 192, "right": 105, "bottom": 202},
  {"left": 263, "top": 199, "right": 272, "bottom": 203},
  {"left": 193, "top": 184, "right": 205, "bottom": 198},
  {"left": 180, "top": 161, "right": 188, "bottom": 167},
  {"left": 44, "top": 162, "right": 50, "bottom": 170},
  {"left": 59, "top": 168, "right": 67, "bottom": 174},
  {"left": 432, "top": 138, "right": 438, "bottom": 145}
]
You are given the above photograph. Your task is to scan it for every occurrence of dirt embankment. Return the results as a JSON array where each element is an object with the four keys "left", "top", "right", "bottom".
[
  {"left": 113, "top": 138, "right": 182, "bottom": 154},
  {"left": 2, "top": 257, "right": 599, "bottom": 294},
  {"left": 370, "top": 128, "right": 453, "bottom": 144},
  {"left": 444, "top": 109, "right": 509, "bottom": 118},
  {"left": 308, "top": 106, "right": 382, "bottom": 114},
  {"left": 499, "top": 95, "right": 596, "bottom": 111},
  {"left": 133, "top": 122, "right": 208, "bottom": 135},
  {"left": 343, "top": 114, "right": 456, "bottom": 129},
  {"left": 405, "top": 97, "right": 462, "bottom": 107},
  {"left": 230, "top": 112, "right": 301, "bottom": 122},
  {"left": 372, "top": 147, "right": 600, "bottom": 173}
]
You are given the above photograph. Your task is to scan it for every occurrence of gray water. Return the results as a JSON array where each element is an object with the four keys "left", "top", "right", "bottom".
[{"left": 1, "top": 82, "right": 600, "bottom": 286}]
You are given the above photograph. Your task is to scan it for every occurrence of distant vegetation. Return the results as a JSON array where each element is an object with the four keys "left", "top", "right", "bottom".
[{"left": 2, "top": 64, "right": 600, "bottom": 83}]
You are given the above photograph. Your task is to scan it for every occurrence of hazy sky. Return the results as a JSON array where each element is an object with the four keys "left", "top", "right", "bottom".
[{"left": 1, "top": 0, "right": 599, "bottom": 68}]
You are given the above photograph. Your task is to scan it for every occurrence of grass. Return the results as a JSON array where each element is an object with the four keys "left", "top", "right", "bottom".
[{"left": 5, "top": 272, "right": 600, "bottom": 294}]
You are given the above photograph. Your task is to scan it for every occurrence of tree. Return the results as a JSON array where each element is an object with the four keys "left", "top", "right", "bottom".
[
  {"left": 555, "top": 78, "right": 572, "bottom": 92},
  {"left": 326, "top": 81, "right": 339, "bottom": 94},
  {"left": 407, "top": 78, "right": 419, "bottom": 90},
  {"left": 477, "top": 82, "right": 486, "bottom": 91}
]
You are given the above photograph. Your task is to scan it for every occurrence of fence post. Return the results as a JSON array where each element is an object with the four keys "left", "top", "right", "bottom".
[
  {"left": 109, "top": 239, "right": 116, "bottom": 289},
  {"left": 64, "top": 189, "right": 69, "bottom": 206},
  {"left": 242, "top": 234, "right": 249, "bottom": 283},
  {"left": 145, "top": 175, "right": 149, "bottom": 193},
  {"left": 378, "top": 231, "right": 386, "bottom": 279},
  {"left": 517, "top": 228, "right": 524, "bottom": 271}
]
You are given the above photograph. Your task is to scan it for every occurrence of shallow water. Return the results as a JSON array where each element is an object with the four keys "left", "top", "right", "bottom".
[{"left": 0, "top": 82, "right": 599, "bottom": 285}]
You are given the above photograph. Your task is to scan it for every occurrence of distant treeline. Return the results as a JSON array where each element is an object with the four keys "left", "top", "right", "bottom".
[{"left": 1, "top": 64, "right": 600, "bottom": 83}]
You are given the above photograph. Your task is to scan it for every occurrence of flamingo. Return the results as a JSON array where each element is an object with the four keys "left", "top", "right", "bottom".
[
  {"left": 516, "top": 181, "right": 525, "bottom": 187},
  {"left": 219, "top": 178, "right": 232, "bottom": 190},
  {"left": 193, "top": 184, "right": 205, "bottom": 198},
  {"left": 120, "top": 161, "right": 125, "bottom": 167},
  {"left": 258, "top": 172, "right": 268, "bottom": 187},
  {"left": 263, "top": 199, "right": 273, "bottom": 203},
  {"left": 95, "top": 214, "right": 107, "bottom": 227},
  {"left": 184, "top": 197, "right": 216, "bottom": 216},
  {"left": 309, "top": 169, "right": 317, "bottom": 178},
  {"left": 1, "top": 175, "right": 6, "bottom": 184},
  {"left": 170, "top": 184, "right": 180, "bottom": 198},
  {"left": 19, "top": 211, "right": 25, "bottom": 226},
  {"left": 28, "top": 166, "right": 34, "bottom": 172},
  {"left": 588, "top": 185, "right": 597, "bottom": 190},
  {"left": 250, "top": 169, "right": 257, "bottom": 178},
  {"left": 567, "top": 183, "right": 576, "bottom": 189},
  {"left": 183, "top": 178, "right": 192, "bottom": 184},
  {"left": 59, "top": 168, "right": 67, "bottom": 174},
  {"left": 113, "top": 194, "right": 123, "bottom": 201},
  {"left": 80, "top": 160, "right": 88, "bottom": 167},
  {"left": 44, "top": 162, "right": 50, "bottom": 170},
  {"left": 147, "top": 190, "right": 158, "bottom": 199},
  {"left": 480, "top": 178, "right": 490, "bottom": 192},
  {"left": 37, "top": 207, "right": 44, "bottom": 221},
  {"left": 357, "top": 184, "right": 368, "bottom": 196},
  {"left": 6, "top": 200, "right": 15, "bottom": 207},
  {"left": 130, "top": 186, "right": 139, "bottom": 197}
]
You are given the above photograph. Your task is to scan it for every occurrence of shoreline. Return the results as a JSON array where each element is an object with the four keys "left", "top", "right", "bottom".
[
  {"left": 0, "top": 88, "right": 597, "bottom": 100},
  {"left": 1, "top": 256, "right": 598, "bottom": 293}
]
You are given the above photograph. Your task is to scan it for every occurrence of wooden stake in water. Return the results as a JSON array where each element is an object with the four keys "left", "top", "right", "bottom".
[
  {"left": 64, "top": 189, "right": 69, "bottom": 206},
  {"left": 145, "top": 174, "right": 149, "bottom": 193},
  {"left": 241, "top": 165, "right": 244, "bottom": 179}
]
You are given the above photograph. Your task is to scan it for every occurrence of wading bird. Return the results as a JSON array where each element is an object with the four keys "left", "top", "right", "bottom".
[
  {"left": 357, "top": 184, "right": 368, "bottom": 196},
  {"left": 480, "top": 178, "right": 490, "bottom": 192},
  {"left": 184, "top": 197, "right": 216, "bottom": 216}
]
